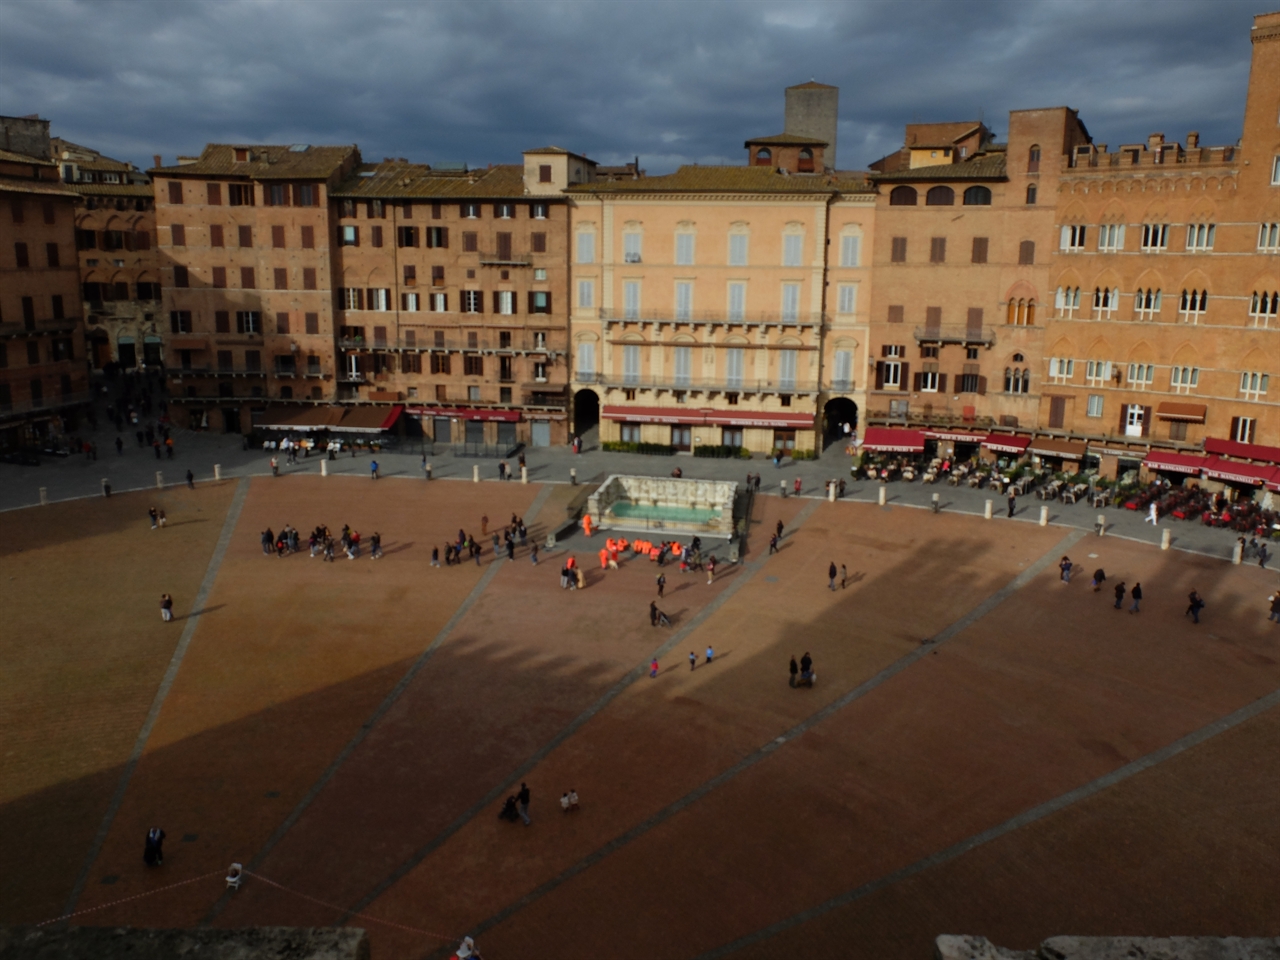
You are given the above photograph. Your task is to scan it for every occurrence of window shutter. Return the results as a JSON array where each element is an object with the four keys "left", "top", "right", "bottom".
[
  {"left": 292, "top": 184, "right": 302, "bottom": 206},
  {"left": 913, "top": 372, "right": 922, "bottom": 391},
  {"left": 875, "top": 362, "right": 884, "bottom": 390},
  {"left": 1142, "top": 406, "right": 1151, "bottom": 437},
  {"left": 492, "top": 291, "right": 501, "bottom": 313},
  {"left": 207, "top": 183, "right": 221, "bottom": 205},
  {"left": 528, "top": 292, "right": 536, "bottom": 313},
  {"left": 925, "top": 306, "right": 942, "bottom": 330},
  {"left": 168, "top": 181, "right": 183, "bottom": 204},
  {"left": 887, "top": 305, "right": 904, "bottom": 324},
  {"left": 303, "top": 267, "right": 316, "bottom": 290},
  {"left": 241, "top": 267, "right": 255, "bottom": 288},
  {"left": 900, "top": 363, "right": 910, "bottom": 392},
  {"left": 276, "top": 312, "right": 290, "bottom": 334},
  {"left": 476, "top": 291, "right": 484, "bottom": 314},
  {"left": 235, "top": 312, "right": 245, "bottom": 334},
  {"left": 939, "top": 374, "right": 948, "bottom": 393},
  {"left": 543, "top": 292, "right": 551, "bottom": 314},
  {"left": 977, "top": 376, "right": 987, "bottom": 395},
  {"left": 272, "top": 225, "right": 285, "bottom": 248},
  {"left": 966, "top": 307, "right": 983, "bottom": 331},
  {"left": 274, "top": 267, "right": 288, "bottom": 290},
  {"left": 306, "top": 312, "right": 319, "bottom": 334}
]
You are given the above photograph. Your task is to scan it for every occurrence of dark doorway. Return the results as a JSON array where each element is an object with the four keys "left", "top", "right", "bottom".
[
  {"left": 222, "top": 408, "right": 240, "bottom": 433},
  {"left": 823, "top": 397, "right": 858, "bottom": 447},
  {"left": 573, "top": 388, "right": 599, "bottom": 434},
  {"left": 671, "top": 425, "right": 692, "bottom": 451},
  {"left": 118, "top": 341, "right": 137, "bottom": 368}
]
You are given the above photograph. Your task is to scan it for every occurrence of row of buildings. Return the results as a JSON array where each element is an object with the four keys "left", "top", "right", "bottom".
[{"left": 2, "top": 10, "right": 1277, "bottom": 473}]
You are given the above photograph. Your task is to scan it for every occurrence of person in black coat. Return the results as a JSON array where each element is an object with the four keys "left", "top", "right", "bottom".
[{"left": 143, "top": 827, "right": 165, "bottom": 866}]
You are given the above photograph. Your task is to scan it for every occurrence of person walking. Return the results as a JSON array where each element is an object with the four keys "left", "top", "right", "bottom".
[
  {"left": 270, "top": 456, "right": 279, "bottom": 477},
  {"left": 1145, "top": 502, "right": 1159, "bottom": 525},
  {"left": 143, "top": 827, "right": 166, "bottom": 866},
  {"left": 656, "top": 573, "right": 666, "bottom": 598},
  {"left": 1007, "top": 491, "right": 1017, "bottom": 518},
  {"left": 370, "top": 459, "right": 379, "bottom": 480},
  {"left": 1259, "top": 543, "right": 1271, "bottom": 570},
  {"left": 650, "top": 600, "right": 659, "bottom": 627},
  {"left": 1090, "top": 568, "right": 1106, "bottom": 592},
  {"left": 1129, "top": 582, "right": 1142, "bottom": 614},
  {"left": 1186, "top": 590, "right": 1205, "bottom": 624},
  {"left": 431, "top": 546, "right": 440, "bottom": 567},
  {"left": 1059, "top": 556, "right": 1073, "bottom": 583},
  {"left": 186, "top": 469, "right": 194, "bottom": 490},
  {"left": 789, "top": 655, "right": 799, "bottom": 687},
  {"left": 1114, "top": 582, "right": 1126, "bottom": 609},
  {"left": 793, "top": 477, "right": 802, "bottom": 497},
  {"left": 530, "top": 544, "right": 538, "bottom": 565},
  {"left": 799, "top": 651, "right": 813, "bottom": 685},
  {"left": 828, "top": 561, "right": 837, "bottom": 591},
  {"left": 689, "top": 651, "right": 697, "bottom": 671},
  {"left": 149, "top": 506, "right": 158, "bottom": 530},
  {"left": 370, "top": 532, "right": 383, "bottom": 560},
  {"left": 262, "top": 528, "right": 274, "bottom": 556},
  {"left": 1268, "top": 592, "right": 1280, "bottom": 624},
  {"left": 769, "top": 533, "right": 779, "bottom": 555},
  {"left": 517, "top": 783, "right": 531, "bottom": 826},
  {"left": 776, "top": 519, "right": 784, "bottom": 540},
  {"left": 650, "top": 657, "right": 660, "bottom": 678},
  {"left": 705, "top": 645, "right": 714, "bottom": 664},
  {"left": 157, "top": 509, "right": 166, "bottom": 528},
  {"left": 706, "top": 556, "right": 717, "bottom": 585},
  {"left": 115, "top": 436, "right": 124, "bottom": 455},
  {"left": 160, "top": 593, "right": 174, "bottom": 622}
]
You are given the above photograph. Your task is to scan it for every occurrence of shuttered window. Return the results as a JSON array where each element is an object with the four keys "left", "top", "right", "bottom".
[
  {"left": 833, "top": 350, "right": 852, "bottom": 390},
  {"left": 777, "top": 350, "right": 797, "bottom": 390},
  {"left": 971, "top": 237, "right": 989, "bottom": 263},
  {"left": 724, "top": 347, "right": 744, "bottom": 387},
  {"left": 727, "top": 283, "right": 746, "bottom": 322}
]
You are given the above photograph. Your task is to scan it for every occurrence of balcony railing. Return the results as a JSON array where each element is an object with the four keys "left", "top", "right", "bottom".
[
  {"left": 339, "top": 336, "right": 556, "bottom": 354},
  {"left": 0, "top": 390, "right": 93, "bottom": 421},
  {"left": 170, "top": 365, "right": 267, "bottom": 377},
  {"left": 478, "top": 251, "right": 533, "bottom": 266},
  {"left": 0, "top": 320, "right": 81, "bottom": 338},
  {"left": 599, "top": 309, "right": 826, "bottom": 327},
  {"left": 577, "top": 372, "right": 820, "bottom": 394},
  {"left": 912, "top": 325, "right": 996, "bottom": 346}
]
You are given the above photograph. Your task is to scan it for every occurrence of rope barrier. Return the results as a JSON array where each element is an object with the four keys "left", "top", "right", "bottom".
[{"left": 36, "top": 869, "right": 225, "bottom": 927}]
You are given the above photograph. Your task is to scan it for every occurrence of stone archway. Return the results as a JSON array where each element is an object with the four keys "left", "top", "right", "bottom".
[
  {"left": 823, "top": 397, "right": 858, "bottom": 447},
  {"left": 572, "top": 388, "right": 600, "bottom": 437}
]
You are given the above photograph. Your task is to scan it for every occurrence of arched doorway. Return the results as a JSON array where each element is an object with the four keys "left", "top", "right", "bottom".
[
  {"left": 572, "top": 388, "right": 600, "bottom": 439},
  {"left": 823, "top": 397, "right": 858, "bottom": 448}
]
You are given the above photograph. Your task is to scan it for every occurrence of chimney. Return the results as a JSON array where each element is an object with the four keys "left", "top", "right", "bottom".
[
  {"left": 1146, "top": 132, "right": 1164, "bottom": 150},
  {"left": 153, "top": 154, "right": 162, "bottom": 168},
  {"left": 1186, "top": 131, "right": 1199, "bottom": 149}
]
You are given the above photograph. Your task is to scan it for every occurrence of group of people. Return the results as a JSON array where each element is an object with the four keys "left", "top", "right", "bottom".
[
  {"left": 1079, "top": 561, "right": 1210, "bottom": 623},
  {"left": 789, "top": 652, "right": 815, "bottom": 687},
  {"left": 148, "top": 505, "right": 167, "bottom": 529},
  {"left": 258, "top": 524, "right": 381, "bottom": 561}
]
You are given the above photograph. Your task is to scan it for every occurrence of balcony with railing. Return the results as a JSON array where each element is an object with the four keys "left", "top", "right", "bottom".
[
  {"left": 172, "top": 365, "right": 268, "bottom": 378},
  {"left": 478, "top": 250, "right": 533, "bottom": 267},
  {"left": 339, "top": 335, "right": 558, "bottom": 355},
  {"left": 0, "top": 390, "right": 94, "bottom": 421},
  {"left": 577, "top": 372, "right": 820, "bottom": 395},
  {"left": 599, "top": 309, "right": 826, "bottom": 328},
  {"left": 912, "top": 325, "right": 996, "bottom": 346}
]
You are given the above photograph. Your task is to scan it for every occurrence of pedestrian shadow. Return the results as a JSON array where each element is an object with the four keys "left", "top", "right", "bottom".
[
  {"left": 179, "top": 604, "right": 225, "bottom": 620},
  {"left": 844, "top": 571, "right": 867, "bottom": 585},
  {"left": 381, "top": 542, "right": 414, "bottom": 556},
  {"left": 163, "top": 518, "right": 210, "bottom": 528}
]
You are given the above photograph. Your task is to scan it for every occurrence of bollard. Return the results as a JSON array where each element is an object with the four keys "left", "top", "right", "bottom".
[
  {"left": 472, "top": 464, "right": 480, "bottom": 483},
  {"left": 426, "top": 463, "right": 432, "bottom": 481},
  {"left": 931, "top": 492, "right": 940, "bottom": 514},
  {"left": 1039, "top": 505, "right": 1048, "bottom": 527},
  {"left": 571, "top": 467, "right": 577, "bottom": 486},
  {"left": 1232, "top": 542, "right": 1243, "bottom": 565},
  {"left": 878, "top": 485, "right": 886, "bottom": 507},
  {"left": 984, "top": 499, "right": 993, "bottom": 520},
  {"left": 828, "top": 482, "right": 836, "bottom": 503},
  {"left": 1096, "top": 514, "right": 1106, "bottom": 536},
  {"left": 102, "top": 479, "right": 111, "bottom": 497},
  {"left": 214, "top": 463, "right": 222, "bottom": 481},
  {"left": 521, "top": 464, "right": 528, "bottom": 484},
  {"left": 1161, "top": 528, "right": 1171, "bottom": 551},
  {"left": 156, "top": 471, "right": 164, "bottom": 489},
  {"left": 320, "top": 459, "right": 327, "bottom": 477},
  {"left": 39, "top": 486, "right": 48, "bottom": 506},
  {"left": 780, "top": 479, "right": 787, "bottom": 499}
]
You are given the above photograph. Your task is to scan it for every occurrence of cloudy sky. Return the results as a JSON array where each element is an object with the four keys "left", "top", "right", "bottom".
[{"left": 0, "top": 0, "right": 1262, "bottom": 174}]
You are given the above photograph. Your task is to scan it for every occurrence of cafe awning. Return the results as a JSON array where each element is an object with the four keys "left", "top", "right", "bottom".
[
  {"left": 1201, "top": 457, "right": 1280, "bottom": 486},
  {"left": 406, "top": 406, "right": 521, "bottom": 422},
  {"left": 1142, "top": 450, "right": 1209, "bottom": 476},
  {"left": 1027, "top": 437, "right": 1088, "bottom": 460},
  {"left": 924, "top": 429, "right": 986, "bottom": 443},
  {"left": 860, "top": 427, "right": 926, "bottom": 453},
  {"left": 255, "top": 406, "right": 347, "bottom": 431},
  {"left": 1204, "top": 437, "right": 1280, "bottom": 465},
  {"left": 982, "top": 433, "right": 1031, "bottom": 454},
  {"left": 1156, "top": 402, "right": 1207, "bottom": 422},
  {"left": 328, "top": 405, "right": 404, "bottom": 433}
]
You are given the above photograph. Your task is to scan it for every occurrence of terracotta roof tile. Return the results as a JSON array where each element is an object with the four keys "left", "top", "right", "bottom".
[
  {"left": 571, "top": 165, "right": 873, "bottom": 195},
  {"left": 332, "top": 162, "right": 536, "bottom": 199},
  {"left": 744, "top": 133, "right": 829, "bottom": 146},
  {"left": 0, "top": 147, "right": 55, "bottom": 166},
  {"left": 0, "top": 176, "right": 79, "bottom": 198},
  {"left": 871, "top": 152, "right": 1007, "bottom": 183},
  {"left": 151, "top": 144, "right": 357, "bottom": 180},
  {"left": 69, "top": 182, "right": 152, "bottom": 198}
]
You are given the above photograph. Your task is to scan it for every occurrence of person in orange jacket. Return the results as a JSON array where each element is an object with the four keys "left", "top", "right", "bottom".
[
  {"left": 582, "top": 514, "right": 593, "bottom": 537},
  {"left": 599, "top": 548, "right": 609, "bottom": 570}
]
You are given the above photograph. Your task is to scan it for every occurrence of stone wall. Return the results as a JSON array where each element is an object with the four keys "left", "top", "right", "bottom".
[
  {"left": 936, "top": 934, "right": 1280, "bottom": 960},
  {"left": 0, "top": 925, "right": 370, "bottom": 959}
]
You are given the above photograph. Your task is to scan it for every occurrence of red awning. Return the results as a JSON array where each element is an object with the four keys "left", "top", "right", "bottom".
[
  {"left": 1155, "top": 402, "right": 1207, "bottom": 423},
  {"left": 982, "top": 433, "right": 1031, "bottom": 454},
  {"left": 924, "top": 429, "right": 986, "bottom": 443},
  {"left": 405, "top": 406, "right": 521, "bottom": 422},
  {"left": 1204, "top": 437, "right": 1280, "bottom": 465},
  {"left": 602, "top": 405, "right": 700, "bottom": 425},
  {"left": 328, "top": 405, "right": 404, "bottom": 433},
  {"left": 860, "top": 427, "right": 926, "bottom": 453},
  {"left": 1201, "top": 457, "right": 1280, "bottom": 486},
  {"left": 703, "top": 410, "right": 814, "bottom": 429},
  {"left": 1142, "top": 451, "right": 1208, "bottom": 476}
]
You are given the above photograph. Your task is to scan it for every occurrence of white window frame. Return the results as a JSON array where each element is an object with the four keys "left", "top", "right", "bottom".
[
  {"left": 623, "top": 343, "right": 641, "bottom": 385},
  {"left": 404, "top": 292, "right": 420, "bottom": 312},
  {"left": 1097, "top": 223, "right": 1125, "bottom": 252},
  {"left": 623, "top": 232, "right": 642, "bottom": 263},
  {"left": 920, "top": 368, "right": 939, "bottom": 392},
  {"left": 1127, "top": 363, "right": 1154, "bottom": 389},
  {"left": 1141, "top": 223, "right": 1168, "bottom": 252},
  {"left": 780, "top": 283, "right": 800, "bottom": 323},
  {"left": 430, "top": 293, "right": 447, "bottom": 312},
  {"left": 782, "top": 233, "right": 803, "bottom": 267},
  {"left": 1272, "top": 156, "right": 1280, "bottom": 186},
  {"left": 577, "top": 280, "right": 594, "bottom": 310},
  {"left": 1186, "top": 223, "right": 1215, "bottom": 251},
  {"left": 675, "top": 232, "right": 695, "bottom": 266},
  {"left": 1249, "top": 291, "right": 1278, "bottom": 328},
  {"left": 675, "top": 281, "right": 693, "bottom": 321},
  {"left": 1179, "top": 289, "right": 1208, "bottom": 323},
  {"left": 1240, "top": 371, "right": 1269, "bottom": 400},
  {"left": 1086, "top": 394, "right": 1104, "bottom": 418},
  {"left": 462, "top": 203, "right": 480, "bottom": 219},
  {"left": 1133, "top": 288, "right": 1162, "bottom": 320},
  {"left": 1234, "top": 416, "right": 1257, "bottom": 443},
  {"left": 1170, "top": 365, "right": 1200, "bottom": 394},
  {"left": 368, "top": 288, "right": 389, "bottom": 311},
  {"left": 837, "top": 284, "right": 857, "bottom": 315},
  {"left": 1092, "top": 287, "right": 1118, "bottom": 319},
  {"left": 1085, "top": 360, "right": 1112, "bottom": 385},
  {"left": 1055, "top": 286, "right": 1081, "bottom": 319},
  {"left": 342, "top": 288, "right": 361, "bottom": 310},
  {"left": 1048, "top": 357, "right": 1075, "bottom": 383},
  {"left": 728, "top": 233, "right": 748, "bottom": 267},
  {"left": 727, "top": 282, "right": 746, "bottom": 323},
  {"left": 882, "top": 361, "right": 902, "bottom": 388},
  {"left": 576, "top": 231, "right": 595, "bottom": 264},
  {"left": 1060, "top": 224, "right": 1086, "bottom": 252},
  {"left": 1259, "top": 223, "right": 1280, "bottom": 252},
  {"left": 496, "top": 290, "right": 514, "bottom": 315},
  {"left": 839, "top": 234, "right": 860, "bottom": 268},
  {"left": 461, "top": 290, "right": 482, "bottom": 314},
  {"left": 340, "top": 225, "right": 358, "bottom": 246}
]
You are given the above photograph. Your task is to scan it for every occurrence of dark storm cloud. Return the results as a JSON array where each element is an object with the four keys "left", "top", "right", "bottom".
[{"left": 0, "top": 0, "right": 1259, "bottom": 174}]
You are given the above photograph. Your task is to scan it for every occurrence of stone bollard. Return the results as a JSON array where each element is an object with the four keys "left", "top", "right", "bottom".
[
  {"left": 1096, "top": 514, "right": 1106, "bottom": 536},
  {"left": 39, "top": 486, "right": 48, "bottom": 506},
  {"left": 156, "top": 471, "right": 164, "bottom": 489},
  {"left": 102, "top": 479, "right": 111, "bottom": 497},
  {"left": 931, "top": 492, "right": 940, "bottom": 514},
  {"left": 426, "top": 463, "right": 432, "bottom": 481},
  {"left": 320, "top": 459, "right": 327, "bottom": 477},
  {"left": 521, "top": 464, "right": 528, "bottom": 484},
  {"left": 828, "top": 482, "right": 836, "bottom": 503},
  {"left": 780, "top": 479, "right": 787, "bottom": 499},
  {"left": 1161, "top": 528, "right": 1171, "bottom": 551},
  {"left": 1039, "top": 505, "right": 1049, "bottom": 527},
  {"left": 1232, "top": 541, "right": 1243, "bottom": 565},
  {"left": 214, "top": 464, "right": 222, "bottom": 481},
  {"left": 571, "top": 467, "right": 577, "bottom": 486},
  {"left": 472, "top": 464, "right": 480, "bottom": 483},
  {"left": 878, "top": 485, "right": 886, "bottom": 507},
  {"left": 984, "top": 499, "right": 993, "bottom": 520}
]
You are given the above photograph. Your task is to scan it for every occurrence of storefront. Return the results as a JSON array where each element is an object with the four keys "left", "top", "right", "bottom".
[
  {"left": 1026, "top": 437, "right": 1087, "bottom": 474},
  {"left": 406, "top": 406, "right": 521, "bottom": 448},
  {"left": 1141, "top": 450, "right": 1209, "bottom": 485},
  {"left": 924, "top": 429, "right": 985, "bottom": 461},
  {"left": 859, "top": 428, "right": 926, "bottom": 455},
  {"left": 600, "top": 405, "right": 812, "bottom": 455},
  {"left": 1200, "top": 457, "right": 1280, "bottom": 494},
  {"left": 980, "top": 433, "right": 1030, "bottom": 467}
]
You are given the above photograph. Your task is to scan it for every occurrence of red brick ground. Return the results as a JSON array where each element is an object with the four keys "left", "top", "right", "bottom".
[{"left": 5, "top": 484, "right": 1278, "bottom": 958}]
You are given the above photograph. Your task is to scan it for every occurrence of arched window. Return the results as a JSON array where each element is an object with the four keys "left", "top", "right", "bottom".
[
  {"left": 798, "top": 148, "right": 814, "bottom": 173},
  {"left": 1028, "top": 145, "right": 1041, "bottom": 173},
  {"left": 926, "top": 186, "right": 955, "bottom": 206},
  {"left": 962, "top": 185, "right": 991, "bottom": 206},
  {"left": 889, "top": 186, "right": 917, "bottom": 206},
  {"left": 1025, "top": 184, "right": 1037, "bottom": 205},
  {"left": 755, "top": 147, "right": 772, "bottom": 166}
]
